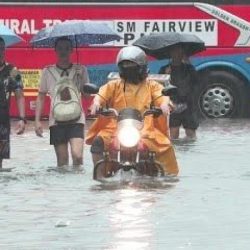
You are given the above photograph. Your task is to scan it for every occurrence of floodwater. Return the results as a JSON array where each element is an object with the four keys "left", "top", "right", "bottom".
[{"left": 0, "top": 119, "right": 250, "bottom": 250}]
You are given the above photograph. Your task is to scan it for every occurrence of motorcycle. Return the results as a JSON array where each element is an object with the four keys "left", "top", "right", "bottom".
[{"left": 84, "top": 82, "right": 177, "bottom": 181}]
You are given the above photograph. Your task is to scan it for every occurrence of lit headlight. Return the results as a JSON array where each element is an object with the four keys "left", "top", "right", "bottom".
[{"left": 117, "top": 126, "right": 140, "bottom": 148}]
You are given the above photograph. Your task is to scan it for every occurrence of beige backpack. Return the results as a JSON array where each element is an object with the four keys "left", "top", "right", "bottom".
[{"left": 49, "top": 66, "right": 82, "bottom": 123}]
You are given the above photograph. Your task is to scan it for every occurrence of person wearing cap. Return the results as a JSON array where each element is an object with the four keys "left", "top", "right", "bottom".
[
  {"left": 86, "top": 46, "right": 179, "bottom": 176},
  {"left": 0, "top": 37, "right": 26, "bottom": 171}
]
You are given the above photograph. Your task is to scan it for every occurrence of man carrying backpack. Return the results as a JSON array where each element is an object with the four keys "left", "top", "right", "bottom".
[{"left": 35, "top": 37, "right": 89, "bottom": 167}]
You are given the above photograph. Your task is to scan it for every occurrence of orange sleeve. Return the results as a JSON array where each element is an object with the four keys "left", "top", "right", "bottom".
[
  {"left": 150, "top": 80, "right": 170, "bottom": 106},
  {"left": 98, "top": 80, "right": 117, "bottom": 105}
]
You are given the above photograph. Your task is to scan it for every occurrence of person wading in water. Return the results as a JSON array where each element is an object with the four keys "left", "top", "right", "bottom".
[
  {"left": 0, "top": 37, "right": 26, "bottom": 171},
  {"left": 159, "top": 44, "right": 199, "bottom": 140}
]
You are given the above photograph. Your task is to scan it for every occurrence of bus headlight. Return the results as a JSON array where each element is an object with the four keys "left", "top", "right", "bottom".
[{"left": 117, "top": 126, "right": 140, "bottom": 148}]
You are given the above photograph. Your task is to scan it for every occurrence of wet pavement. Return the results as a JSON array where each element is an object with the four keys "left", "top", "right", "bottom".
[{"left": 0, "top": 119, "right": 250, "bottom": 250}]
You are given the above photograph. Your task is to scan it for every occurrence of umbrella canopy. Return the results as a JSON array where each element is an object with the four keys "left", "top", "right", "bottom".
[
  {"left": 30, "top": 20, "right": 121, "bottom": 47},
  {"left": 133, "top": 32, "right": 205, "bottom": 59},
  {"left": 0, "top": 23, "right": 23, "bottom": 47}
]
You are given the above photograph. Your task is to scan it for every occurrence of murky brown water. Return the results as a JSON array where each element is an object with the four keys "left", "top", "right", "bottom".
[{"left": 0, "top": 119, "right": 250, "bottom": 249}]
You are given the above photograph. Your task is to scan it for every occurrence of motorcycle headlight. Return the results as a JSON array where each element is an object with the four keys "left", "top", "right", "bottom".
[{"left": 117, "top": 126, "right": 140, "bottom": 148}]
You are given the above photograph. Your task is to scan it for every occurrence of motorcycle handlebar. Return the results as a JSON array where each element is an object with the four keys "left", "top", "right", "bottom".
[
  {"left": 143, "top": 107, "right": 163, "bottom": 118},
  {"left": 96, "top": 107, "right": 163, "bottom": 119},
  {"left": 96, "top": 108, "right": 119, "bottom": 117}
]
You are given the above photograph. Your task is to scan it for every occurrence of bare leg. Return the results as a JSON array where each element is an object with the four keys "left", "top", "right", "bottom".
[
  {"left": 69, "top": 138, "right": 84, "bottom": 166},
  {"left": 170, "top": 127, "right": 180, "bottom": 140},
  {"left": 54, "top": 144, "right": 69, "bottom": 167},
  {"left": 185, "top": 129, "right": 197, "bottom": 140}
]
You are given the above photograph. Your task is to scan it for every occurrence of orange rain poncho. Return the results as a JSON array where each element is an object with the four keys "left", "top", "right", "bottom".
[{"left": 86, "top": 78, "right": 179, "bottom": 175}]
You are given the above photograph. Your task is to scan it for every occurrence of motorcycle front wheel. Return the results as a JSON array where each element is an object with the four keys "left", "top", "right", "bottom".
[{"left": 93, "top": 159, "right": 120, "bottom": 180}]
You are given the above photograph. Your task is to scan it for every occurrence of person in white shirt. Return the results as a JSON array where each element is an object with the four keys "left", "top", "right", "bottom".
[{"left": 35, "top": 37, "right": 89, "bottom": 167}]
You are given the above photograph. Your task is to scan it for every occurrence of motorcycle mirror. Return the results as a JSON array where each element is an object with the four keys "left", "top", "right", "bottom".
[
  {"left": 162, "top": 84, "right": 177, "bottom": 97},
  {"left": 83, "top": 83, "right": 99, "bottom": 94}
]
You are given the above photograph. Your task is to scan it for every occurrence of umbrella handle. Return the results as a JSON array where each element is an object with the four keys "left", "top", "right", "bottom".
[{"left": 74, "top": 35, "right": 79, "bottom": 63}]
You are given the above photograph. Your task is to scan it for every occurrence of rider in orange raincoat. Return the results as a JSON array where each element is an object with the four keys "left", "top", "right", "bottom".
[{"left": 86, "top": 46, "right": 179, "bottom": 175}]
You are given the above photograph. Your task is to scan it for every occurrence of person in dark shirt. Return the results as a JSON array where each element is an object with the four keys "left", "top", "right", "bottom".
[
  {"left": 0, "top": 37, "right": 26, "bottom": 170},
  {"left": 159, "top": 44, "right": 199, "bottom": 140}
]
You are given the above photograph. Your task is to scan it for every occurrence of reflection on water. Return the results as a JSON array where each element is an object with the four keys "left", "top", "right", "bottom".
[
  {"left": 91, "top": 180, "right": 175, "bottom": 250},
  {"left": 109, "top": 189, "right": 155, "bottom": 250},
  {"left": 91, "top": 178, "right": 176, "bottom": 249},
  {"left": 0, "top": 119, "right": 250, "bottom": 249}
]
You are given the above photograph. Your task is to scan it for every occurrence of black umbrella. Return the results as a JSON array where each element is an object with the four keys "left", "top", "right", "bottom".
[{"left": 133, "top": 32, "right": 205, "bottom": 59}]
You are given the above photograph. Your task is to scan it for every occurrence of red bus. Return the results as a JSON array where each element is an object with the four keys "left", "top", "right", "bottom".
[{"left": 2, "top": 1, "right": 250, "bottom": 118}]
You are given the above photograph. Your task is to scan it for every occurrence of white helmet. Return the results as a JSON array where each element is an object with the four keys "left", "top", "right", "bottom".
[{"left": 116, "top": 46, "right": 147, "bottom": 66}]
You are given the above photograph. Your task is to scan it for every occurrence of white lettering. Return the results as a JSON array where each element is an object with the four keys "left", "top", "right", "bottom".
[
  {"left": 107, "top": 19, "right": 218, "bottom": 46},
  {"left": 30, "top": 20, "right": 39, "bottom": 34},
  {"left": 20, "top": 20, "right": 30, "bottom": 34},
  {"left": 43, "top": 19, "right": 54, "bottom": 28},
  {"left": 11, "top": 19, "right": 20, "bottom": 34}
]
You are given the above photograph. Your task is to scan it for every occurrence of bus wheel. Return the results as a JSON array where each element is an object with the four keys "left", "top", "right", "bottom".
[{"left": 198, "top": 70, "right": 247, "bottom": 118}]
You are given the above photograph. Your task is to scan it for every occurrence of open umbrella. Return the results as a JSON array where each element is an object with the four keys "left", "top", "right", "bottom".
[
  {"left": 30, "top": 20, "right": 121, "bottom": 47},
  {"left": 0, "top": 23, "right": 23, "bottom": 47},
  {"left": 133, "top": 32, "right": 205, "bottom": 59}
]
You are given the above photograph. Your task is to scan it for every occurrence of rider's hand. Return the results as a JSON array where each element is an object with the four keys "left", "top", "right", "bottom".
[
  {"left": 35, "top": 121, "right": 43, "bottom": 137},
  {"left": 90, "top": 101, "right": 101, "bottom": 116},
  {"left": 160, "top": 102, "right": 170, "bottom": 116},
  {"left": 169, "top": 101, "right": 175, "bottom": 112},
  {"left": 16, "top": 120, "right": 25, "bottom": 135}
]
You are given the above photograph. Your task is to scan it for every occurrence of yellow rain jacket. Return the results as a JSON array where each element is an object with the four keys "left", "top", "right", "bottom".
[{"left": 86, "top": 78, "right": 179, "bottom": 175}]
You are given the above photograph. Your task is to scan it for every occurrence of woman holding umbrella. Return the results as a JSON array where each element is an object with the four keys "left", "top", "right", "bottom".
[
  {"left": 134, "top": 32, "right": 205, "bottom": 140},
  {"left": 35, "top": 36, "right": 89, "bottom": 168}
]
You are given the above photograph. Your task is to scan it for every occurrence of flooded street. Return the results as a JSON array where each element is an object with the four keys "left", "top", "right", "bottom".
[{"left": 0, "top": 119, "right": 250, "bottom": 250}]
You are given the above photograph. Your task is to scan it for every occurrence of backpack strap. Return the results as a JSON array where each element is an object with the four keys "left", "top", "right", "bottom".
[
  {"left": 69, "top": 64, "right": 83, "bottom": 90},
  {"left": 46, "top": 66, "right": 62, "bottom": 82},
  {"left": 47, "top": 65, "right": 82, "bottom": 91},
  {"left": 68, "top": 65, "right": 78, "bottom": 79},
  {"left": 46, "top": 64, "right": 76, "bottom": 80}
]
